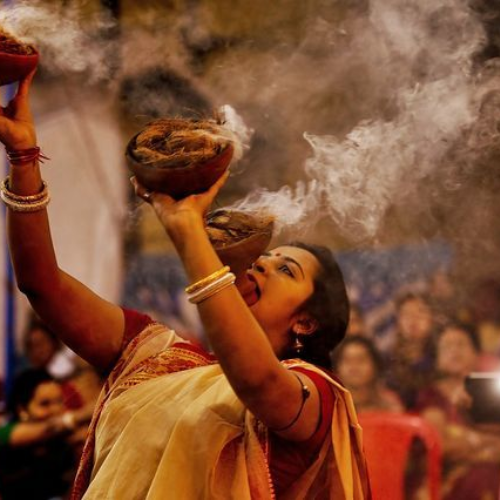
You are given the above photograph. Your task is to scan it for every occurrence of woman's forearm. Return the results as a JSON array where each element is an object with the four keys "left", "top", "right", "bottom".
[{"left": 7, "top": 160, "right": 61, "bottom": 295}]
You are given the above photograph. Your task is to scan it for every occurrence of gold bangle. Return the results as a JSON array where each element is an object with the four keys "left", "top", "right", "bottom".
[
  {"left": 0, "top": 190, "right": 50, "bottom": 212},
  {"left": 1, "top": 176, "right": 48, "bottom": 202},
  {"left": 185, "top": 266, "right": 231, "bottom": 295},
  {"left": 188, "top": 272, "right": 236, "bottom": 304}
]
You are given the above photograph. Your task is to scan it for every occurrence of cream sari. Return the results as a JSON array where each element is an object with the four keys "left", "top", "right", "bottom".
[{"left": 72, "top": 323, "right": 370, "bottom": 499}]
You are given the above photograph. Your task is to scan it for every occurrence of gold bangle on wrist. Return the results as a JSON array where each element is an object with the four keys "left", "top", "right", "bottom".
[
  {"left": 185, "top": 266, "right": 231, "bottom": 295},
  {"left": 188, "top": 272, "right": 236, "bottom": 304}
]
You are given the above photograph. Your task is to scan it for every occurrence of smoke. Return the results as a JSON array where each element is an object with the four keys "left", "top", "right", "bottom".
[
  {"left": 230, "top": 0, "right": 495, "bottom": 244},
  {"left": 0, "top": 1, "right": 116, "bottom": 82},
  {"left": 2, "top": 0, "right": 500, "bottom": 266},
  {"left": 218, "top": 104, "right": 254, "bottom": 162}
]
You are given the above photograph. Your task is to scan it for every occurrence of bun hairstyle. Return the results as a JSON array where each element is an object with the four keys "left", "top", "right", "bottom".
[{"left": 289, "top": 242, "right": 350, "bottom": 368}]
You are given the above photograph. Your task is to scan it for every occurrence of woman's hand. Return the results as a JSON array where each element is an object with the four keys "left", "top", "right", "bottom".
[
  {"left": 0, "top": 69, "right": 37, "bottom": 150},
  {"left": 131, "top": 170, "right": 230, "bottom": 237}
]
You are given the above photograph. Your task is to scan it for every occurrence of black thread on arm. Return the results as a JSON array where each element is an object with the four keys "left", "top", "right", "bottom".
[{"left": 271, "top": 372, "right": 311, "bottom": 432}]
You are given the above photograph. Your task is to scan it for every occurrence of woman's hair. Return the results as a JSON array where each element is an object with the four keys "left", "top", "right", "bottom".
[
  {"left": 7, "top": 368, "right": 55, "bottom": 419},
  {"left": 394, "top": 291, "right": 431, "bottom": 312},
  {"left": 436, "top": 321, "right": 481, "bottom": 352},
  {"left": 23, "top": 316, "right": 61, "bottom": 354},
  {"left": 330, "top": 335, "right": 384, "bottom": 376},
  {"left": 289, "top": 242, "right": 350, "bottom": 368}
]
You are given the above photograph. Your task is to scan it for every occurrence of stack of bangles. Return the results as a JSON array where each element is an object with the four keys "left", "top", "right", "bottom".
[
  {"left": 0, "top": 147, "right": 51, "bottom": 212},
  {"left": 185, "top": 266, "right": 236, "bottom": 304},
  {"left": 0, "top": 176, "right": 50, "bottom": 212}
]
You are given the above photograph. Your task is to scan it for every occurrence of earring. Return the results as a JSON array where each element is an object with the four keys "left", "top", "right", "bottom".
[{"left": 294, "top": 335, "right": 304, "bottom": 354}]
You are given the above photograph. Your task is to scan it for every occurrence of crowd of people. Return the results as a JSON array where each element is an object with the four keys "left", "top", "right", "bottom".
[
  {"left": 0, "top": 271, "right": 499, "bottom": 499},
  {"left": 0, "top": 318, "right": 102, "bottom": 499},
  {"left": 334, "top": 277, "right": 500, "bottom": 499}
]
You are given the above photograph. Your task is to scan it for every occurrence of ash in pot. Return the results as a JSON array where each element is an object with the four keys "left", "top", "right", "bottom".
[
  {"left": 0, "top": 28, "right": 35, "bottom": 56},
  {"left": 132, "top": 118, "right": 235, "bottom": 169},
  {"left": 206, "top": 210, "right": 274, "bottom": 275}
]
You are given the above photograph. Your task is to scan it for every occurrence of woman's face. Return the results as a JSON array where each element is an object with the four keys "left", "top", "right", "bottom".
[
  {"left": 26, "top": 328, "right": 58, "bottom": 368},
  {"left": 437, "top": 327, "right": 478, "bottom": 377},
  {"left": 23, "top": 381, "right": 65, "bottom": 422},
  {"left": 397, "top": 298, "right": 433, "bottom": 342},
  {"left": 336, "top": 343, "right": 377, "bottom": 389},
  {"left": 240, "top": 246, "right": 319, "bottom": 355}
]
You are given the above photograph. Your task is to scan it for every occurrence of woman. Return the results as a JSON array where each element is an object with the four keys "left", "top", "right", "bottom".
[
  {"left": 385, "top": 292, "right": 436, "bottom": 409},
  {"left": 415, "top": 323, "right": 500, "bottom": 500},
  {"left": 0, "top": 72, "right": 369, "bottom": 499},
  {"left": 0, "top": 369, "right": 90, "bottom": 500},
  {"left": 332, "top": 336, "right": 403, "bottom": 413}
]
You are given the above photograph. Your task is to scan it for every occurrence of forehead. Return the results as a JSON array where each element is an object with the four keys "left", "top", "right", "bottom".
[
  {"left": 269, "top": 246, "right": 320, "bottom": 276},
  {"left": 439, "top": 328, "right": 470, "bottom": 344},
  {"left": 343, "top": 343, "right": 370, "bottom": 358}
]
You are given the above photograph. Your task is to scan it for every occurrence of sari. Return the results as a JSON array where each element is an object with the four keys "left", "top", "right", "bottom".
[{"left": 72, "top": 323, "right": 370, "bottom": 499}]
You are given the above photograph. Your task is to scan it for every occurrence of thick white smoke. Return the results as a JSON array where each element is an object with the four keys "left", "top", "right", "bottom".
[
  {"left": 0, "top": 1, "right": 115, "bottom": 82},
  {"left": 232, "top": 0, "right": 491, "bottom": 243}
]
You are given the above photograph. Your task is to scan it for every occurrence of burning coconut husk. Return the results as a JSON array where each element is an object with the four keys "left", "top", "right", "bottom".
[
  {"left": 0, "top": 28, "right": 35, "bottom": 56},
  {"left": 0, "top": 28, "right": 38, "bottom": 87},
  {"left": 126, "top": 118, "right": 236, "bottom": 198},
  {"left": 206, "top": 209, "right": 275, "bottom": 277}
]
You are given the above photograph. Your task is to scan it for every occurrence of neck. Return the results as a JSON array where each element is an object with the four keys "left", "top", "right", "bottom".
[{"left": 400, "top": 337, "right": 427, "bottom": 360}]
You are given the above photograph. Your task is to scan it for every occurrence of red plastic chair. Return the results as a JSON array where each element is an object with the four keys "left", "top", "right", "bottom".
[{"left": 358, "top": 412, "right": 442, "bottom": 500}]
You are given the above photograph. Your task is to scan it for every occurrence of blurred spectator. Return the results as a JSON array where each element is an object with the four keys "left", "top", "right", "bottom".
[
  {"left": 385, "top": 292, "right": 435, "bottom": 409},
  {"left": 21, "top": 317, "right": 76, "bottom": 379},
  {"left": 0, "top": 369, "right": 92, "bottom": 500},
  {"left": 332, "top": 336, "right": 404, "bottom": 413},
  {"left": 466, "top": 279, "right": 500, "bottom": 365},
  {"left": 415, "top": 323, "right": 500, "bottom": 500}
]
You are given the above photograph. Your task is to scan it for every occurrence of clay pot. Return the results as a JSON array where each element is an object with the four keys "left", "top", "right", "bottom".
[
  {"left": 206, "top": 209, "right": 274, "bottom": 276},
  {"left": 0, "top": 49, "right": 39, "bottom": 86},
  {"left": 125, "top": 128, "right": 234, "bottom": 200}
]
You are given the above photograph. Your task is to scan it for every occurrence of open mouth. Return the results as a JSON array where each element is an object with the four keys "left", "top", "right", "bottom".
[{"left": 238, "top": 272, "right": 261, "bottom": 306}]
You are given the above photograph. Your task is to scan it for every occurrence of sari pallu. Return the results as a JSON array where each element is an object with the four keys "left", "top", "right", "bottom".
[{"left": 73, "top": 323, "right": 370, "bottom": 499}]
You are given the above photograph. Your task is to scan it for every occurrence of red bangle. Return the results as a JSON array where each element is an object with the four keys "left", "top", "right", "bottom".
[{"left": 6, "top": 147, "right": 50, "bottom": 165}]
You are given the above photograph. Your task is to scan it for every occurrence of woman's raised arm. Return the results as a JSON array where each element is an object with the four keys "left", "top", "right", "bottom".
[{"left": 1, "top": 72, "right": 124, "bottom": 370}]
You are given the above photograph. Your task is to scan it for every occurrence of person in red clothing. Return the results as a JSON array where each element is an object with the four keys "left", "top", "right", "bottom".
[{"left": 0, "top": 72, "right": 369, "bottom": 499}]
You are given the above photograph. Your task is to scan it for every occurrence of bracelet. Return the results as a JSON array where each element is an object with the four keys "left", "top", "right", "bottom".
[
  {"left": 0, "top": 177, "right": 48, "bottom": 202},
  {"left": 185, "top": 266, "right": 231, "bottom": 295},
  {"left": 188, "top": 272, "right": 236, "bottom": 304},
  {"left": 0, "top": 175, "right": 50, "bottom": 212},
  {"left": 6, "top": 146, "right": 50, "bottom": 166}
]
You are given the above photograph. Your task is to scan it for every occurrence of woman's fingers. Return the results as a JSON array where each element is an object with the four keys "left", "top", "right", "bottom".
[
  {"left": 130, "top": 176, "right": 154, "bottom": 203},
  {"left": 17, "top": 68, "right": 37, "bottom": 98},
  {"left": 203, "top": 170, "right": 230, "bottom": 205}
]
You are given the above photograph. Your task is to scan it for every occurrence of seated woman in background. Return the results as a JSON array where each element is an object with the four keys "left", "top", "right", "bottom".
[
  {"left": 415, "top": 322, "right": 500, "bottom": 500},
  {"left": 331, "top": 335, "right": 403, "bottom": 413},
  {"left": 0, "top": 369, "right": 92, "bottom": 500},
  {"left": 21, "top": 316, "right": 75, "bottom": 378},
  {"left": 386, "top": 292, "right": 436, "bottom": 409}
]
